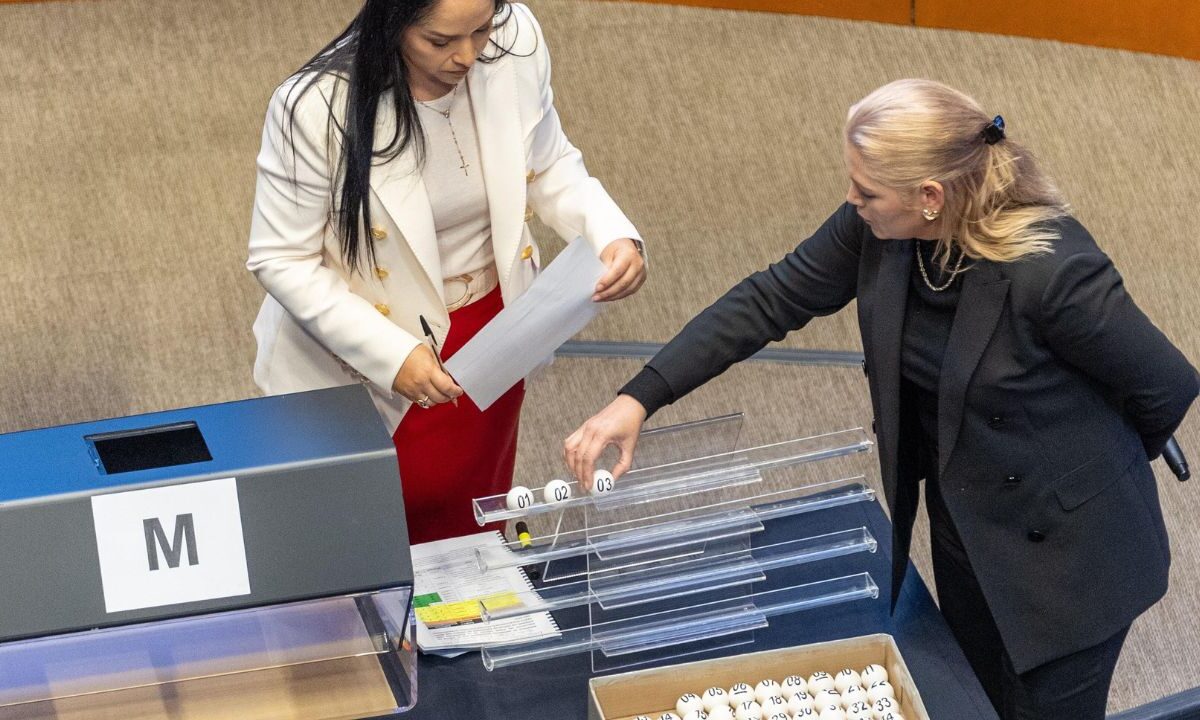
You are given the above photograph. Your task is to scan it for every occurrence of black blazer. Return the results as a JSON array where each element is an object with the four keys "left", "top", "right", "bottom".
[{"left": 646, "top": 202, "right": 1198, "bottom": 672}]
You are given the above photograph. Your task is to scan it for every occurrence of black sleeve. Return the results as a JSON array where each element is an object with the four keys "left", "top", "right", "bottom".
[
  {"left": 1040, "top": 250, "right": 1199, "bottom": 458},
  {"left": 641, "top": 202, "right": 865, "bottom": 409},
  {"left": 619, "top": 366, "right": 675, "bottom": 418}
]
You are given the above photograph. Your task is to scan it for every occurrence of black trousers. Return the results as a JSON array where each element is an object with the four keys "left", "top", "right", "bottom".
[{"left": 925, "top": 474, "right": 1129, "bottom": 719}]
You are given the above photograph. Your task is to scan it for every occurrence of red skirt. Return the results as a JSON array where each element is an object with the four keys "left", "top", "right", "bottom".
[{"left": 393, "top": 286, "right": 524, "bottom": 546}]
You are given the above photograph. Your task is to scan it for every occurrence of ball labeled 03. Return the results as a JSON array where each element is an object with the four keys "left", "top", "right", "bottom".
[{"left": 590, "top": 469, "right": 615, "bottom": 496}]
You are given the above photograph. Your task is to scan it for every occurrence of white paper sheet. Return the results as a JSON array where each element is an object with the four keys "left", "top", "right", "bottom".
[
  {"left": 412, "top": 531, "right": 560, "bottom": 656},
  {"left": 446, "top": 237, "right": 604, "bottom": 409}
]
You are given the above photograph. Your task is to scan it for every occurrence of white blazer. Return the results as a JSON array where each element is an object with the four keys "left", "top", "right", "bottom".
[{"left": 247, "top": 4, "right": 641, "bottom": 433}]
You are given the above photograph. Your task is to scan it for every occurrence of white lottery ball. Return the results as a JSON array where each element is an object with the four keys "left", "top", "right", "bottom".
[
  {"left": 813, "top": 690, "right": 841, "bottom": 711},
  {"left": 877, "top": 713, "right": 905, "bottom": 720},
  {"left": 591, "top": 469, "right": 615, "bottom": 495},
  {"left": 872, "top": 697, "right": 898, "bottom": 716},
  {"left": 833, "top": 669, "right": 862, "bottom": 694},
  {"left": 683, "top": 712, "right": 709, "bottom": 720},
  {"left": 659, "top": 714, "right": 681, "bottom": 720},
  {"left": 728, "top": 683, "right": 754, "bottom": 702},
  {"left": 634, "top": 716, "right": 653, "bottom": 720},
  {"left": 845, "top": 700, "right": 872, "bottom": 716},
  {"left": 702, "top": 687, "right": 730, "bottom": 712},
  {"left": 734, "top": 700, "right": 762, "bottom": 720},
  {"left": 781, "top": 675, "right": 808, "bottom": 695},
  {"left": 860, "top": 664, "right": 887, "bottom": 686},
  {"left": 760, "top": 695, "right": 787, "bottom": 714},
  {"left": 754, "top": 680, "right": 781, "bottom": 704},
  {"left": 866, "top": 681, "right": 895, "bottom": 704},
  {"left": 768, "top": 714, "right": 790, "bottom": 720},
  {"left": 787, "top": 691, "right": 816, "bottom": 714},
  {"left": 847, "top": 710, "right": 874, "bottom": 720},
  {"left": 807, "top": 672, "right": 835, "bottom": 695},
  {"left": 840, "top": 685, "right": 866, "bottom": 708},
  {"left": 543, "top": 478, "right": 573, "bottom": 504},
  {"left": 707, "top": 706, "right": 735, "bottom": 720},
  {"left": 505, "top": 486, "right": 534, "bottom": 511},
  {"left": 677, "top": 693, "right": 705, "bottom": 716},
  {"left": 818, "top": 709, "right": 847, "bottom": 720},
  {"left": 792, "top": 709, "right": 817, "bottom": 719}
]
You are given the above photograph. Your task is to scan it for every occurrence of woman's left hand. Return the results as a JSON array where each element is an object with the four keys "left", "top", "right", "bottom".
[{"left": 593, "top": 238, "right": 646, "bottom": 302}]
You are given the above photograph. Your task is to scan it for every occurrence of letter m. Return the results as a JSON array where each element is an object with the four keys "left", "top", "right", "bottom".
[{"left": 143, "top": 514, "right": 200, "bottom": 571}]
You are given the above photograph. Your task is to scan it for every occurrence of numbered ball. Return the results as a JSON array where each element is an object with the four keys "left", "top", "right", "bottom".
[
  {"left": 833, "top": 669, "right": 861, "bottom": 694},
  {"left": 759, "top": 695, "right": 787, "bottom": 714},
  {"left": 807, "top": 671, "right": 835, "bottom": 695},
  {"left": 677, "top": 693, "right": 705, "bottom": 717},
  {"left": 706, "top": 707, "right": 735, "bottom": 720},
  {"left": 860, "top": 664, "right": 887, "bottom": 686},
  {"left": 591, "top": 469, "right": 616, "bottom": 496},
  {"left": 542, "top": 478, "right": 573, "bottom": 504},
  {"left": 845, "top": 700, "right": 872, "bottom": 716},
  {"left": 683, "top": 711, "right": 709, "bottom": 720},
  {"left": 753, "top": 679, "right": 781, "bottom": 704},
  {"left": 705, "top": 700, "right": 734, "bottom": 720},
  {"left": 792, "top": 709, "right": 817, "bottom": 719},
  {"left": 818, "top": 709, "right": 846, "bottom": 720},
  {"left": 839, "top": 685, "right": 866, "bottom": 708},
  {"left": 872, "top": 697, "right": 898, "bottom": 715},
  {"left": 727, "top": 682, "right": 754, "bottom": 702},
  {"left": 767, "top": 713, "right": 790, "bottom": 720},
  {"left": 846, "top": 709, "right": 874, "bottom": 720},
  {"left": 702, "top": 687, "right": 730, "bottom": 712},
  {"left": 659, "top": 714, "right": 681, "bottom": 720},
  {"left": 813, "top": 689, "right": 841, "bottom": 712},
  {"left": 877, "top": 713, "right": 905, "bottom": 720},
  {"left": 733, "top": 700, "right": 762, "bottom": 720},
  {"left": 866, "top": 680, "right": 895, "bottom": 704},
  {"left": 781, "top": 675, "right": 808, "bottom": 695},
  {"left": 505, "top": 486, "right": 534, "bottom": 511},
  {"left": 787, "top": 691, "right": 816, "bottom": 714}
]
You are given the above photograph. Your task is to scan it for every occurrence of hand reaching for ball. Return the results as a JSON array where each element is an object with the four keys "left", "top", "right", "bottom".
[{"left": 563, "top": 394, "right": 647, "bottom": 490}]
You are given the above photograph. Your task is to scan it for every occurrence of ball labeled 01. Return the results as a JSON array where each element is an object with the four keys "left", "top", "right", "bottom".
[
  {"left": 543, "top": 478, "right": 573, "bottom": 504},
  {"left": 591, "top": 469, "right": 615, "bottom": 496},
  {"left": 505, "top": 486, "right": 534, "bottom": 511}
]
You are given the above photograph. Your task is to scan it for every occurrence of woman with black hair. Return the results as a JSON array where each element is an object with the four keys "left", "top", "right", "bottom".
[{"left": 247, "top": 0, "right": 645, "bottom": 544}]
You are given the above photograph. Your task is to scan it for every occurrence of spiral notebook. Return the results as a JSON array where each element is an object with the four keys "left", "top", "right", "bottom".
[{"left": 411, "top": 531, "right": 561, "bottom": 657}]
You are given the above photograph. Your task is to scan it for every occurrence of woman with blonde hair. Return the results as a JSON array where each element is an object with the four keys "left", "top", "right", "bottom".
[{"left": 564, "top": 79, "right": 1197, "bottom": 718}]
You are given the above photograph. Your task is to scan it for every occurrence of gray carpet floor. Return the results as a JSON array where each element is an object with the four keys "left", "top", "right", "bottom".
[{"left": 1, "top": 0, "right": 1198, "bottom": 712}]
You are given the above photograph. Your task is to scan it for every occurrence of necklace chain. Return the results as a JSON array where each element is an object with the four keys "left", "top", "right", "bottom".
[
  {"left": 417, "top": 84, "right": 470, "bottom": 176},
  {"left": 915, "top": 243, "right": 965, "bottom": 292}
]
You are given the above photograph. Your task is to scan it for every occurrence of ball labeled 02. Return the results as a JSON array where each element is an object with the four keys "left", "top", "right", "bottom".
[
  {"left": 591, "top": 469, "right": 615, "bottom": 496},
  {"left": 505, "top": 486, "right": 534, "bottom": 511},
  {"left": 543, "top": 478, "right": 573, "bottom": 504}
]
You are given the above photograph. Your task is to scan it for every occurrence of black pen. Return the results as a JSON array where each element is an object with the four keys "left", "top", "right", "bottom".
[{"left": 419, "top": 315, "right": 458, "bottom": 407}]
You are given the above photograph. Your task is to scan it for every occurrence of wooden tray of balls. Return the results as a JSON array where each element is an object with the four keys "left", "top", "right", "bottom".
[{"left": 587, "top": 633, "right": 927, "bottom": 720}]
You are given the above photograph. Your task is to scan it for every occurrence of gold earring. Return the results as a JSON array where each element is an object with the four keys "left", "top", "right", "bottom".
[{"left": 922, "top": 208, "right": 940, "bottom": 221}]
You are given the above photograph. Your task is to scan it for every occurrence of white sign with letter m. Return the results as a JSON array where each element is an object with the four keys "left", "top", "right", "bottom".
[{"left": 91, "top": 477, "right": 251, "bottom": 613}]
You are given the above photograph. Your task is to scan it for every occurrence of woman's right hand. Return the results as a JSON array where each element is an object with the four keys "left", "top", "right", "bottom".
[
  {"left": 392, "top": 345, "right": 463, "bottom": 407},
  {"left": 564, "top": 394, "right": 648, "bottom": 490}
]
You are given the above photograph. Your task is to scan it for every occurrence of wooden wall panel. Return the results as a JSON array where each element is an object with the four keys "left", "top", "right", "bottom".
[
  {"left": 613, "top": 0, "right": 912, "bottom": 25},
  {"left": 917, "top": 0, "right": 1200, "bottom": 61}
]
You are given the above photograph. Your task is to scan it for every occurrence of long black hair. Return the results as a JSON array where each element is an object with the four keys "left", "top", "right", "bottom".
[{"left": 284, "top": 0, "right": 518, "bottom": 272}]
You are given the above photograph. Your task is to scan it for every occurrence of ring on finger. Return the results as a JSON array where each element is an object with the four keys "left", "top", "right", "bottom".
[{"left": 416, "top": 395, "right": 432, "bottom": 409}]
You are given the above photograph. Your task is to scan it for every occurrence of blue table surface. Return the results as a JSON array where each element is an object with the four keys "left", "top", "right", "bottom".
[{"left": 405, "top": 499, "right": 998, "bottom": 720}]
